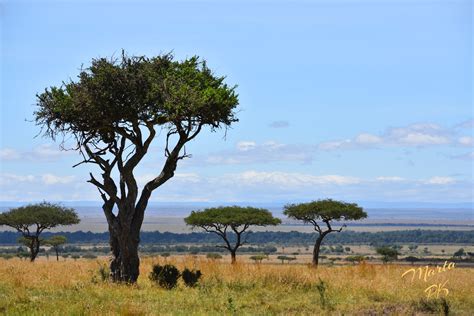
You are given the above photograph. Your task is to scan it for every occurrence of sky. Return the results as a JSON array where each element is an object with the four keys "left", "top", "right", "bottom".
[{"left": 0, "top": 0, "right": 473, "bottom": 205}]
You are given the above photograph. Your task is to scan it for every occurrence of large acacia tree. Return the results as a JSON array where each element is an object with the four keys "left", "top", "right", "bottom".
[
  {"left": 283, "top": 199, "right": 367, "bottom": 267},
  {"left": 34, "top": 53, "right": 239, "bottom": 282},
  {"left": 184, "top": 206, "right": 281, "bottom": 263},
  {"left": 0, "top": 202, "right": 79, "bottom": 262}
]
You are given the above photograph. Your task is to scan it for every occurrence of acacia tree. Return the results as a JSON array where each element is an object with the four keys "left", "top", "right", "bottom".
[
  {"left": 283, "top": 199, "right": 367, "bottom": 267},
  {"left": 0, "top": 202, "right": 79, "bottom": 262},
  {"left": 45, "top": 235, "right": 68, "bottom": 261},
  {"left": 184, "top": 206, "right": 281, "bottom": 263},
  {"left": 34, "top": 53, "right": 238, "bottom": 282}
]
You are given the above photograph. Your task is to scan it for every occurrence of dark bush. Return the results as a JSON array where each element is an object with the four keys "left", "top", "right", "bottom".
[
  {"left": 182, "top": 268, "right": 202, "bottom": 287},
  {"left": 149, "top": 264, "right": 180, "bottom": 289}
]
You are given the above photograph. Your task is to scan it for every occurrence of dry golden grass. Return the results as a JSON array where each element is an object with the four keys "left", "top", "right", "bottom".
[{"left": 0, "top": 256, "right": 473, "bottom": 315}]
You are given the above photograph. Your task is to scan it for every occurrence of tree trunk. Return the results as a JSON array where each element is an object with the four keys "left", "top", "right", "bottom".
[
  {"left": 109, "top": 222, "right": 141, "bottom": 283},
  {"left": 55, "top": 248, "right": 59, "bottom": 261},
  {"left": 312, "top": 235, "right": 324, "bottom": 267},
  {"left": 29, "top": 238, "right": 40, "bottom": 262},
  {"left": 230, "top": 250, "right": 236, "bottom": 264}
]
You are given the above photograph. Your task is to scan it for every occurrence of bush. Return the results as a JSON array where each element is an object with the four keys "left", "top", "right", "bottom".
[
  {"left": 182, "top": 268, "right": 202, "bottom": 287},
  {"left": 206, "top": 253, "right": 222, "bottom": 260},
  {"left": 149, "top": 264, "right": 180, "bottom": 289},
  {"left": 82, "top": 253, "right": 98, "bottom": 259}
]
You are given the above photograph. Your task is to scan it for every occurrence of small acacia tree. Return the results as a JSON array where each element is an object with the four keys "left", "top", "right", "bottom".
[
  {"left": 45, "top": 235, "right": 68, "bottom": 261},
  {"left": 34, "top": 52, "right": 238, "bottom": 282},
  {"left": 284, "top": 199, "right": 367, "bottom": 267},
  {"left": 0, "top": 202, "right": 79, "bottom": 262},
  {"left": 184, "top": 206, "right": 281, "bottom": 263}
]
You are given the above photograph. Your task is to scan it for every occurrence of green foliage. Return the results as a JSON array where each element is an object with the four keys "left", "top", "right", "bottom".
[
  {"left": 0, "top": 202, "right": 80, "bottom": 230},
  {"left": 181, "top": 268, "right": 202, "bottom": 287},
  {"left": 249, "top": 255, "right": 268, "bottom": 263},
  {"left": 184, "top": 206, "right": 281, "bottom": 227},
  {"left": 453, "top": 248, "right": 465, "bottom": 258},
  {"left": 345, "top": 255, "right": 366, "bottom": 263},
  {"left": 149, "top": 264, "right": 181, "bottom": 289},
  {"left": 376, "top": 246, "right": 400, "bottom": 263},
  {"left": 44, "top": 235, "right": 67, "bottom": 247},
  {"left": 206, "top": 253, "right": 222, "bottom": 260},
  {"left": 283, "top": 199, "right": 367, "bottom": 223},
  {"left": 82, "top": 253, "right": 97, "bottom": 259},
  {"left": 277, "top": 256, "right": 296, "bottom": 263},
  {"left": 35, "top": 52, "right": 239, "bottom": 144}
]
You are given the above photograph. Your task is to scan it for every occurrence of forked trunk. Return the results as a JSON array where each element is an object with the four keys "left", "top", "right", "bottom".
[
  {"left": 29, "top": 238, "right": 40, "bottom": 262},
  {"left": 109, "top": 224, "right": 141, "bottom": 283},
  {"left": 312, "top": 234, "right": 325, "bottom": 267}
]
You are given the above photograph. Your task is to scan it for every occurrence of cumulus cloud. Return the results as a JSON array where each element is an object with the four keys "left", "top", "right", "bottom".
[
  {"left": 0, "top": 144, "right": 74, "bottom": 162},
  {"left": 231, "top": 171, "right": 361, "bottom": 187},
  {"left": 318, "top": 122, "right": 470, "bottom": 150},
  {"left": 0, "top": 148, "right": 21, "bottom": 160},
  {"left": 458, "top": 136, "right": 473, "bottom": 146},
  {"left": 355, "top": 133, "right": 382, "bottom": 144},
  {"left": 236, "top": 141, "right": 257, "bottom": 152},
  {"left": 0, "top": 173, "right": 35, "bottom": 185},
  {"left": 269, "top": 121, "right": 290, "bottom": 128},
  {"left": 204, "top": 141, "right": 314, "bottom": 165},
  {"left": 41, "top": 174, "right": 75, "bottom": 185},
  {"left": 424, "top": 176, "right": 456, "bottom": 185}
]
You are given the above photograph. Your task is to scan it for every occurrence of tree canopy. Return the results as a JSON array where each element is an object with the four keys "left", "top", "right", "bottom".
[
  {"left": 0, "top": 202, "right": 79, "bottom": 261},
  {"left": 0, "top": 202, "right": 80, "bottom": 232},
  {"left": 185, "top": 206, "right": 281, "bottom": 263},
  {"left": 185, "top": 206, "right": 281, "bottom": 227},
  {"left": 283, "top": 199, "right": 367, "bottom": 224},
  {"left": 35, "top": 53, "right": 238, "bottom": 146}
]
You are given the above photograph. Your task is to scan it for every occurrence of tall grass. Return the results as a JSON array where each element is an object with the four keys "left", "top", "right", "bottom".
[{"left": 0, "top": 256, "right": 472, "bottom": 315}]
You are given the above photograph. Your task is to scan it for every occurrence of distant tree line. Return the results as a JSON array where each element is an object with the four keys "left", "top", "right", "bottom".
[{"left": 0, "top": 229, "right": 472, "bottom": 246}]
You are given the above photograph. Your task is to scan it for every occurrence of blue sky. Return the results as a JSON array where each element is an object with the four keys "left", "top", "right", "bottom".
[{"left": 0, "top": 0, "right": 472, "bottom": 204}]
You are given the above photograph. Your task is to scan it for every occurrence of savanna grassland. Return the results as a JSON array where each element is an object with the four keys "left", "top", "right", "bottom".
[{"left": 0, "top": 257, "right": 473, "bottom": 315}]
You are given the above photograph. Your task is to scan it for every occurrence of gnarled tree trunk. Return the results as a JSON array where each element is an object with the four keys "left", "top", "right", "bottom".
[
  {"left": 108, "top": 210, "right": 143, "bottom": 283},
  {"left": 28, "top": 237, "right": 40, "bottom": 262},
  {"left": 312, "top": 231, "right": 330, "bottom": 267}
]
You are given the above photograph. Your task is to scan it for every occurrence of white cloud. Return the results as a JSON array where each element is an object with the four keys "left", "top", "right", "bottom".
[
  {"left": 318, "top": 139, "right": 351, "bottom": 150},
  {"left": 458, "top": 136, "right": 473, "bottom": 146},
  {"left": 0, "top": 144, "right": 74, "bottom": 162},
  {"left": 0, "top": 148, "right": 21, "bottom": 160},
  {"left": 355, "top": 133, "right": 382, "bottom": 144},
  {"left": 236, "top": 141, "right": 257, "bottom": 152},
  {"left": 424, "top": 176, "right": 456, "bottom": 185},
  {"left": 41, "top": 174, "right": 75, "bottom": 185},
  {"left": 318, "top": 122, "right": 462, "bottom": 150},
  {"left": 0, "top": 173, "right": 35, "bottom": 185},
  {"left": 204, "top": 141, "right": 313, "bottom": 165},
  {"left": 233, "top": 171, "right": 361, "bottom": 187}
]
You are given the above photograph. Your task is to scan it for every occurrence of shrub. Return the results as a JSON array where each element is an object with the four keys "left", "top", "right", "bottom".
[
  {"left": 206, "top": 253, "right": 222, "bottom": 260},
  {"left": 82, "top": 253, "right": 98, "bottom": 259},
  {"left": 149, "top": 264, "right": 180, "bottom": 289},
  {"left": 182, "top": 268, "right": 202, "bottom": 287}
]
